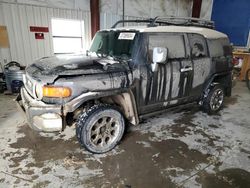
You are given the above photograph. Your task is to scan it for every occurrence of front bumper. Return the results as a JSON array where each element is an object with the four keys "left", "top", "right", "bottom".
[{"left": 16, "top": 87, "right": 63, "bottom": 132}]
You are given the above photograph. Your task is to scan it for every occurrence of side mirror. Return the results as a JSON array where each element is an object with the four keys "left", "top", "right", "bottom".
[
  {"left": 151, "top": 47, "right": 168, "bottom": 71},
  {"left": 153, "top": 47, "right": 167, "bottom": 63}
]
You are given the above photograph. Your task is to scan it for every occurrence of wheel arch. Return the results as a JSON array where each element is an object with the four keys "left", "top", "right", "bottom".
[
  {"left": 63, "top": 89, "right": 139, "bottom": 125},
  {"left": 99, "top": 91, "right": 139, "bottom": 125},
  {"left": 203, "top": 71, "right": 232, "bottom": 97}
]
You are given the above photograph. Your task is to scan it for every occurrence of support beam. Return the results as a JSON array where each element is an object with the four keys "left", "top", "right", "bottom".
[
  {"left": 192, "top": 0, "right": 202, "bottom": 18},
  {"left": 90, "top": 0, "right": 100, "bottom": 38},
  {"left": 122, "top": 0, "right": 125, "bottom": 26}
]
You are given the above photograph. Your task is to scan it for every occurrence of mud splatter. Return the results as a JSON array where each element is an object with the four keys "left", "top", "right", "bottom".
[
  {"left": 9, "top": 125, "right": 79, "bottom": 167},
  {"left": 84, "top": 131, "right": 210, "bottom": 188},
  {"left": 199, "top": 168, "right": 250, "bottom": 188}
]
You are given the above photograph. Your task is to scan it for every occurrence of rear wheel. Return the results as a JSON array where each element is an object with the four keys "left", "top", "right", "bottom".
[
  {"left": 76, "top": 104, "right": 125, "bottom": 154},
  {"left": 246, "top": 69, "right": 250, "bottom": 90},
  {"left": 202, "top": 85, "right": 225, "bottom": 114}
]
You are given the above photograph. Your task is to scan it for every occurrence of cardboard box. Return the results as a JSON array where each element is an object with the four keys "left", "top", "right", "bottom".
[{"left": 0, "top": 26, "right": 9, "bottom": 48}]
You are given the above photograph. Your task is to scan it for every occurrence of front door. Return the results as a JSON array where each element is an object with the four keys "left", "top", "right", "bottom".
[{"left": 138, "top": 33, "right": 193, "bottom": 114}]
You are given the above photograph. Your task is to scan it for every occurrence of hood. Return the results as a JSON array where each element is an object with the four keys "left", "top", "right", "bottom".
[{"left": 26, "top": 54, "right": 130, "bottom": 83}]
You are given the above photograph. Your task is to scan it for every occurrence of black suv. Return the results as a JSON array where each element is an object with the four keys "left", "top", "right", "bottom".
[{"left": 17, "top": 17, "right": 233, "bottom": 153}]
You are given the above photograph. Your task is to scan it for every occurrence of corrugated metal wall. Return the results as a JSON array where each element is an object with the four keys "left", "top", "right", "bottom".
[
  {"left": 100, "top": 0, "right": 193, "bottom": 18},
  {"left": 0, "top": 2, "right": 91, "bottom": 66},
  {"left": 100, "top": 12, "right": 145, "bottom": 29}
]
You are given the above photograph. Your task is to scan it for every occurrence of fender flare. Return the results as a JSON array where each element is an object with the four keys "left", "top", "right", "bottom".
[
  {"left": 63, "top": 89, "right": 139, "bottom": 125},
  {"left": 203, "top": 71, "right": 232, "bottom": 98}
]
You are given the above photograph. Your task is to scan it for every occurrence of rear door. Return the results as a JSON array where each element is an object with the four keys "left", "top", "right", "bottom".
[{"left": 188, "top": 34, "right": 211, "bottom": 97}]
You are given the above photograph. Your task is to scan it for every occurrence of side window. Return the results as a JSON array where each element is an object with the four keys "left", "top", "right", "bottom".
[
  {"left": 208, "top": 38, "right": 232, "bottom": 57},
  {"left": 148, "top": 33, "right": 186, "bottom": 60},
  {"left": 188, "top": 34, "right": 208, "bottom": 58}
]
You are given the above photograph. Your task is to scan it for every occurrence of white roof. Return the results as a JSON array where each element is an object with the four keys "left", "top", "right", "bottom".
[{"left": 105, "top": 25, "right": 228, "bottom": 39}]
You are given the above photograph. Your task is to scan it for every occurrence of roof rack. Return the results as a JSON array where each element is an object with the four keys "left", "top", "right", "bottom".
[{"left": 111, "top": 16, "right": 214, "bottom": 29}]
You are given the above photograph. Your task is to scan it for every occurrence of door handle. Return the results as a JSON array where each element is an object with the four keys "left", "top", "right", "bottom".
[{"left": 180, "top": 66, "right": 193, "bottom": 72}]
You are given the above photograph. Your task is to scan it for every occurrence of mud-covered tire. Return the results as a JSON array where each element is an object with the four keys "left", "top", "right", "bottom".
[
  {"left": 246, "top": 69, "right": 250, "bottom": 90},
  {"left": 76, "top": 104, "right": 125, "bottom": 154},
  {"left": 202, "top": 85, "right": 225, "bottom": 114}
]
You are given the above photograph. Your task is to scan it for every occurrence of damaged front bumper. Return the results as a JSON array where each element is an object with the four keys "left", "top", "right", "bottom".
[{"left": 16, "top": 87, "right": 63, "bottom": 132}]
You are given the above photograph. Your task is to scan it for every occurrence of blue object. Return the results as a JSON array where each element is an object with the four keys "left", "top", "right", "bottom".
[
  {"left": 211, "top": 0, "right": 250, "bottom": 46},
  {"left": 11, "top": 80, "right": 23, "bottom": 93}
]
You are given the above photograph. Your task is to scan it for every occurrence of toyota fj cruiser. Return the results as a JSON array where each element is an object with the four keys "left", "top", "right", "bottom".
[{"left": 17, "top": 17, "right": 233, "bottom": 153}]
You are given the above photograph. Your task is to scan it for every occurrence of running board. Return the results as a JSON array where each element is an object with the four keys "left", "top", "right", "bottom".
[{"left": 139, "top": 102, "right": 197, "bottom": 120}]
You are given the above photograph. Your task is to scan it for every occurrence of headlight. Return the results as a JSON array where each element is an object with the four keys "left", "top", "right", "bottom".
[
  {"left": 42, "top": 86, "right": 71, "bottom": 98},
  {"left": 22, "top": 74, "right": 26, "bottom": 84},
  {"left": 35, "top": 83, "right": 43, "bottom": 99}
]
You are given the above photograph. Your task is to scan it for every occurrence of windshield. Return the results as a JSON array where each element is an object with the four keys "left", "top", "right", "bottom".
[{"left": 89, "top": 31, "right": 138, "bottom": 60}]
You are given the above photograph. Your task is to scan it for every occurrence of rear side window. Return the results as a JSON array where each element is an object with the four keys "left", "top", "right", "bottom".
[
  {"left": 208, "top": 38, "right": 232, "bottom": 57},
  {"left": 188, "top": 34, "right": 208, "bottom": 58},
  {"left": 148, "top": 33, "right": 186, "bottom": 59}
]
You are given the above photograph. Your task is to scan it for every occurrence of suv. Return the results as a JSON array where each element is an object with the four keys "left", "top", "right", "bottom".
[{"left": 17, "top": 17, "right": 233, "bottom": 153}]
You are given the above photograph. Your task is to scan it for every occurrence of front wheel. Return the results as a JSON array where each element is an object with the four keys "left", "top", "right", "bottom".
[
  {"left": 76, "top": 104, "right": 125, "bottom": 154},
  {"left": 202, "top": 85, "right": 225, "bottom": 114}
]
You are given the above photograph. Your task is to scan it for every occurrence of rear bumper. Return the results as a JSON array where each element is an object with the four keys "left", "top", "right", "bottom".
[{"left": 16, "top": 87, "right": 63, "bottom": 132}]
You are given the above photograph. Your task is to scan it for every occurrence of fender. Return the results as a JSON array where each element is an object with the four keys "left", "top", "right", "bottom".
[
  {"left": 63, "top": 88, "right": 139, "bottom": 125},
  {"left": 203, "top": 70, "right": 232, "bottom": 98}
]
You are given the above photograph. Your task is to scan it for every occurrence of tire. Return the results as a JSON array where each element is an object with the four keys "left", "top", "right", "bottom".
[
  {"left": 246, "top": 69, "right": 250, "bottom": 90},
  {"left": 75, "top": 104, "right": 125, "bottom": 154},
  {"left": 202, "top": 85, "right": 225, "bottom": 114}
]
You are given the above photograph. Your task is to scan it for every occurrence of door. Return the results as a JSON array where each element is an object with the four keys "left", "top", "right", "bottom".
[
  {"left": 139, "top": 33, "right": 192, "bottom": 114},
  {"left": 188, "top": 34, "right": 211, "bottom": 97}
]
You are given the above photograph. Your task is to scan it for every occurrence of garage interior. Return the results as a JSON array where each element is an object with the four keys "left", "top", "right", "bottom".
[{"left": 0, "top": 0, "right": 250, "bottom": 187}]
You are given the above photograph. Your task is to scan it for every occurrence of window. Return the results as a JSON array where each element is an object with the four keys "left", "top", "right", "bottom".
[
  {"left": 208, "top": 38, "right": 231, "bottom": 57},
  {"left": 148, "top": 33, "right": 186, "bottom": 59},
  {"left": 188, "top": 34, "right": 208, "bottom": 58},
  {"left": 51, "top": 18, "right": 84, "bottom": 54},
  {"left": 89, "top": 31, "right": 137, "bottom": 59}
]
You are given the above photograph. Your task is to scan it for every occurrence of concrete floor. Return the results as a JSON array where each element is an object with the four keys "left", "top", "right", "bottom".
[{"left": 0, "top": 81, "right": 250, "bottom": 188}]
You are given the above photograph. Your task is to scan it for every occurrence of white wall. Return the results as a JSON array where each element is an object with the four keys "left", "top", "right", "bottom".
[
  {"left": 0, "top": 0, "right": 90, "bottom": 10},
  {"left": 100, "top": 0, "right": 194, "bottom": 29},
  {"left": 0, "top": 1, "right": 91, "bottom": 67},
  {"left": 100, "top": 0, "right": 193, "bottom": 18},
  {"left": 200, "top": 0, "right": 213, "bottom": 20},
  {"left": 99, "top": 0, "right": 214, "bottom": 29}
]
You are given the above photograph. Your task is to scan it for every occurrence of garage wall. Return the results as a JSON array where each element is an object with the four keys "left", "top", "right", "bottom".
[
  {"left": 0, "top": 7, "right": 11, "bottom": 69},
  {"left": 0, "top": 2, "right": 91, "bottom": 67},
  {"left": 99, "top": 0, "right": 214, "bottom": 29},
  {"left": 212, "top": 0, "right": 250, "bottom": 47},
  {"left": 0, "top": 0, "right": 90, "bottom": 11},
  {"left": 100, "top": 0, "right": 192, "bottom": 29},
  {"left": 100, "top": 0, "right": 193, "bottom": 18},
  {"left": 200, "top": 0, "right": 213, "bottom": 20}
]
